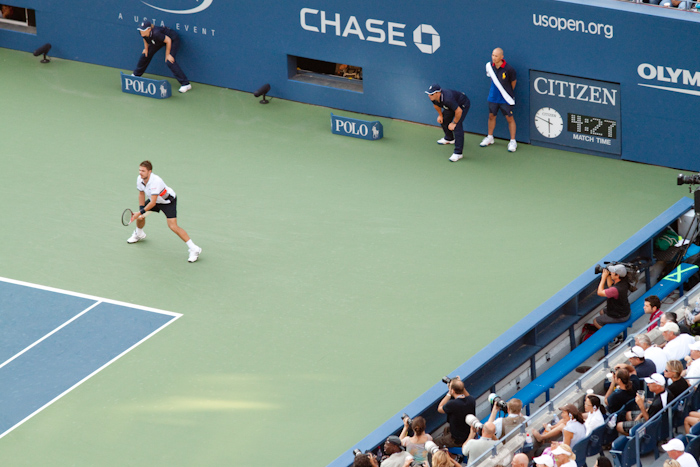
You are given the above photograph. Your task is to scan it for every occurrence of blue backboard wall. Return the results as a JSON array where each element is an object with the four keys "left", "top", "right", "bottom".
[{"left": 2, "top": 0, "right": 699, "bottom": 170}]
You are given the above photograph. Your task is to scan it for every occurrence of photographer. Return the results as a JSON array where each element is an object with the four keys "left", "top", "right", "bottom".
[
  {"left": 399, "top": 416, "right": 432, "bottom": 465},
  {"left": 462, "top": 421, "right": 498, "bottom": 462},
  {"left": 380, "top": 436, "right": 413, "bottom": 467},
  {"left": 434, "top": 378, "right": 476, "bottom": 448},
  {"left": 593, "top": 264, "right": 636, "bottom": 329},
  {"left": 487, "top": 397, "right": 526, "bottom": 439}
]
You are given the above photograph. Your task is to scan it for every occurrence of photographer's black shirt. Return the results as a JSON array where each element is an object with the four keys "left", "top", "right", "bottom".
[
  {"left": 443, "top": 395, "right": 476, "bottom": 443},
  {"left": 605, "top": 280, "right": 630, "bottom": 319}
]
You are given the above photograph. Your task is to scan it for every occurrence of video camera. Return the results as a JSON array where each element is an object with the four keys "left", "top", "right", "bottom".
[
  {"left": 677, "top": 173, "right": 700, "bottom": 186},
  {"left": 594, "top": 258, "right": 652, "bottom": 275}
]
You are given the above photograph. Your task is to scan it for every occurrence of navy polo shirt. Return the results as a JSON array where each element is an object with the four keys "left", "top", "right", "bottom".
[
  {"left": 146, "top": 26, "right": 178, "bottom": 47},
  {"left": 488, "top": 60, "right": 516, "bottom": 104},
  {"left": 437, "top": 89, "right": 470, "bottom": 111}
]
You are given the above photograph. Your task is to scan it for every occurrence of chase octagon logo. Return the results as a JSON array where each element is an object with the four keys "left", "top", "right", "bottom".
[
  {"left": 413, "top": 24, "right": 440, "bottom": 54},
  {"left": 141, "top": 0, "right": 213, "bottom": 14}
]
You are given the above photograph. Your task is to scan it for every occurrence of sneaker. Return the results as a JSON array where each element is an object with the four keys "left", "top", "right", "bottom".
[
  {"left": 127, "top": 230, "right": 146, "bottom": 244},
  {"left": 437, "top": 137, "right": 455, "bottom": 145},
  {"left": 508, "top": 140, "right": 517, "bottom": 152},
  {"left": 188, "top": 247, "right": 202, "bottom": 263},
  {"left": 480, "top": 135, "right": 495, "bottom": 147},
  {"left": 179, "top": 84, "right": 192, "bottom": 93},
  {"left": 448, "top": 153, "right": 463, "bottom": 162},
  {"left": 685, "top": 308, "right": 696, "bottom": 325}
]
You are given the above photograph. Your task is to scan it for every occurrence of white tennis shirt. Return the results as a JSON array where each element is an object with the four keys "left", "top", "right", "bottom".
[{"left": 137, "top": 173, "right": 176, "bottom": 204}]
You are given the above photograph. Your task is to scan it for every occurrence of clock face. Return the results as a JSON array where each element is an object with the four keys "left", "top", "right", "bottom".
[{"left": 534, "top": 107, "right": 563, "bottom": 139}]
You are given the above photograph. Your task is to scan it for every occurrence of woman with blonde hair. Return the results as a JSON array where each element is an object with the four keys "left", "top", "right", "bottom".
[
  {"left": 430, "top": 449, "right": 461, "bottom": 467},
  {"left": 551, "top": 443, "right": 576, "bottom": 467},
  {"left": 662, "top": 460, "right": 680, "bottom": 467},
  {"left": 665, "top": 360, "right": 689, "bottom": 400}
]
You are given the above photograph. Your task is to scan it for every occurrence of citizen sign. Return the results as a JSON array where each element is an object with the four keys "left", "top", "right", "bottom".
[
  {"left": 120, "top": 72, "right": 171, "bottom": 99},
  {"left": 300, "top": 8, "right": 440, "bottom": 54},
  {"left": 533, "top": 77, "right": 617, "bottom": 106},
  {"left": 330, "top": 113, "right": 383, "bottom": 141}
]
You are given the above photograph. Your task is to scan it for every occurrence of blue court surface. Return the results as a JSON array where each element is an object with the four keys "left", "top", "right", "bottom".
[{"left": 0, "top": 277, "right": 181, "bottom": 439}]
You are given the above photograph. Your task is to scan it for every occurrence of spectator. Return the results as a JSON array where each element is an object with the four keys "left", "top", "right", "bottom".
[
  {"left": 660, "top": 322, "right": 695, "bottom": 361},
  {"left": 533, "top": 454, "right": 554, "bottom": 467},
  {"left": 487, "top": 398, "right": 527, "bottom": 439},
  {"left": 399, "top": 416, "right": 432, "bottom": 466},
  {"left": 683, "top": 341, "right": 700, "bottom": 382},
  {"left": 636, "top": 333, "right": 668, "bottom": 374},
  {"left": 611, "top": 363, "right": 641, "bottom": 391},
  {"left": 662, "top": 438, "right": 699, "bottom": 467},
  {"left": 617, "top": 373, "right": 668, "bottom": 434},
  {"left": 644, "top": 295, "right": 663, "bottom": 330},
  {"left": 434, "top": 378, "right": 476, "bottom": 448},
  {"left": 379, "top": 436, "right": 413, "bottom": 467},
  {"left": 603, "top": 367, "right": 636, "bottom": 413},
  {"left": 1, "top": 4, "right": 13, "bottom": 18},
  {"left": 462, "top": 422, "right": 498, "bottom": 462},
  {"left": 593, "top": 264, "right": 636, "bottom": 329},
  {"left": 551, "top": 444, "right": 577, "bottom": 467},
  {"left": 665, "top": 360, "right": 690, "bottom": 400},
  {"left": 430, "top": 449, "right": 462, "bottom": 467},
  {"left": 625, "top": 345, "right": 656, "bottom": 379},
  {"left": 660, "top": 0, "right": 689, "bottom": 9},
  {"left": 479, "top": 47, "right": 518, "bottom": 152},
  {"left": 512, "top": 453, "right": 529, "bottom": 467},
  {"left": 583, "top": 395, "right": 606, "bottom": 437},
  {"left": 531, "top": 404, "right": 585, "bottom": 453},
  {"left": 353, "top": 453, "right": 379, "bottom": 467}
]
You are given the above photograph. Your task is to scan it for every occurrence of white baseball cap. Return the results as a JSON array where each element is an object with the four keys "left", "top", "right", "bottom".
[{"left": 661, "top": 438, "right": 685, "bottom": 452}]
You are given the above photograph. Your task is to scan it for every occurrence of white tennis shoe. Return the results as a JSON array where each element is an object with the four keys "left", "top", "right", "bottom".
[
  {"left": 179, "top": 84, "right": 192, "bottom": 93},
  {"left": 188, "top": 247, "right": 202, "bottom": 263},
  {"left": 448, "top": 153, "right": 463, "bottom": 162},
  {"left": 480, "top": 135, "right": 495, "bottom": 147},
  {"left": 508, "top": 140, "right": 518, "bottom": 152},
  {"left": 127, "top": 230, "right": 146, "bottom": 243},
  {"left": 437, "top": 137, "right": 455, "bottom": 145}
]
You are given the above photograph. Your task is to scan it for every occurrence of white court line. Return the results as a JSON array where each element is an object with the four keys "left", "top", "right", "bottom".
[
  {"left": 0, "top": 275, "right": 183, "bottom": 439},
  {"left": 0, "top": 301, "right": 102, "bottom": 371},
  {"left": 0, "top": 317, "right": 179, "bottom": 440},
  {"left": 0, "top": 276, "right": 182, "bottom": 317}
]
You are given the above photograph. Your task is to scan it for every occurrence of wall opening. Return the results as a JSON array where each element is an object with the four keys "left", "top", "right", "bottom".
[
  {"left": 0, "top": 4, "right": 36, "bottom": 34},
  {"left": 288, "top": 55, "right": 363, "bottom": 93}
]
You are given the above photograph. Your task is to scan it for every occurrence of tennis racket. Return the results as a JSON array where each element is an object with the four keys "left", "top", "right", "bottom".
[{"left": 121, "top": 209, "right": 151, "bottom": 226}]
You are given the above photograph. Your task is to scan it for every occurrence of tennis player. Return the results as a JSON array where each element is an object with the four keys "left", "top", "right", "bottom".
[{"left": 127, "top": 161, "right": 202, "bottom": 263}]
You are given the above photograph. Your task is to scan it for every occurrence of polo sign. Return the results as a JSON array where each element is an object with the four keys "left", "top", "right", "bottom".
[
  {"left": 330, "top": 113, "right": 383, "bottom": 141},
  {"left": 120, "top": 72, "right": 171, "bottom": 99}
]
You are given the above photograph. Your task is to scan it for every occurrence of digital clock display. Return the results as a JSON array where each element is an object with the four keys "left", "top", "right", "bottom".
[{"left": 568, "top": 113, "right": 617, "bottom": 139}]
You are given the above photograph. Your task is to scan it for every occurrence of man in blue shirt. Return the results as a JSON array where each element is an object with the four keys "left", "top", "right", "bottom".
[
  {"left": 480, "top": 48, "right": 517, "bottom": 152},
  {"left": 426, "top": 84, "right": 471, "bottom": 162},
  {"left": 134, "top": 20, "right": 192, "bottom": 93}
]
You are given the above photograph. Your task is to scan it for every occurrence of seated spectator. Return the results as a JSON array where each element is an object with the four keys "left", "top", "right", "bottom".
[
  {"left": 531, "top": 404, "right": 585, "bottom": 453},
  {"left": 487, "top": 397, "right": 526, "bottom": 439},
  {"left": 430, "top": 449, "right": 462, "bottom": 467},
  {"left": 434, "top": 378, "right": 475, "bottom": 448},
  {"left": 399, "top": 416, "right": 431, "bottom": 466},
  {"left": 595, "top": 455, "right": 613, "bottom": 467},
  {"left": 665, "top": 360, "right": 690, "bottom": 400},
  {"left": 1, "top": 4, "right": 13, "bottom": 19},
  {"left": 617, "top": 373, "right": 669, "bottom": 435},
  {"left": 625, "top": 345, "right": 656, "bottom": 379},
  {"left": 662, "top": 438, "right": 699, "bottom": 467},
  {"left": 533, "top": 453, "right": 554, "bottom": 467},
  {"left": 636, "top": 333, "right": 668, "bottom": 374},
  {"left": 661, "top": 322, "right": 696, "bottom": 361},
  {"left": 660, "top": 0, "right": 689, "bottom": 8},
  {"left": 462, "top": 422, "right": 498, "bottom": 462},
  {"left": 512, "top": 453, "right": 529, "bottom": 467},
  {"left": 583, "top": 394, "right": 606, "bottom": 436},
  {"left": 551, "top": 444, "right": 577, "bottom": 467},
  {"left": 379, "top": 436, "right": 412, "bottom": 467},
  {"left": 644, "top": 295, "right": 663, "bottom": 330},
  {"left": 593, "top": 264, "right": 636, "bottom": 329},
  {"left": 604, "top": 367, "right": 636, "bottom": 413}
]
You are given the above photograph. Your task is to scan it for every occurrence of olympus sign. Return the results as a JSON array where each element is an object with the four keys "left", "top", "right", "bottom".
[
  {"left": 140, "top": 0, "right": 213, "bottom": 14},
  {"left": 637, "top": 63, "right": 700, "bottom": 97},
  {"left": 300, "top": 8, "right": 440, "bottom": 54}
]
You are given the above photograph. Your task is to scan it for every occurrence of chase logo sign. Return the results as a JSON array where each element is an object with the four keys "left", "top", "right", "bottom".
[
  {"left": 140, "top": 0, "right": 213, "bottom": 14},
  {"left": 331, "top": 113, "right": 383, "bottom": 141},
  {"left": 121, "top": 72, "right": 171, "bottom": 99}
]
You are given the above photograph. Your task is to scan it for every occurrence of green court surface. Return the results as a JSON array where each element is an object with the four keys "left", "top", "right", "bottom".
[{"left": 0, "top": 47, "right": 690, "bottom": 466}]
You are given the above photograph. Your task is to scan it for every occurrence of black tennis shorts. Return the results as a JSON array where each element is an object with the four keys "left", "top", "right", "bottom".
[{"left": 141, "top": 197, "right": 177, "bottom": 219}]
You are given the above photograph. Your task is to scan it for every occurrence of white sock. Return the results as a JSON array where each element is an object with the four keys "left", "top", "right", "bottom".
[
  {"left": 186, "top": 239, "right": 198, "bottom": 250},
  {"left": 510, "top": 139, "right": 516, "bottom": 143},
  {"left": 136, "top": 227, "right": 145, "bottom": 235}
]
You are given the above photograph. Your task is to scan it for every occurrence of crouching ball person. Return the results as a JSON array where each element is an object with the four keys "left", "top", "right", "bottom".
[
  {"left": 134, "top": 20, "right": 192, "bottom": 93},
  {"left": 128, "top": 161, "right": 202, "bottom": 263}
]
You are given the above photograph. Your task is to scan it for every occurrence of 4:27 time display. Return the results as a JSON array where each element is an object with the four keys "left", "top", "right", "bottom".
[{"left": 567, "top": 113, "right": 617, "bottom": 139}]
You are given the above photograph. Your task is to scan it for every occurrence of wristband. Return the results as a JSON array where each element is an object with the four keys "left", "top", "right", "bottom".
[{"left": 139, "top": 207, "right": 146, "bottom": 215}]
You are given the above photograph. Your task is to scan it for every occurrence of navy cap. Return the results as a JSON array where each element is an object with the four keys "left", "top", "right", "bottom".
[
  {"left": 137, "top": 20, "right": 152, "bottom": 31},
  {"left": 426, "top": 83, "right": 441, "bottom": 95}
]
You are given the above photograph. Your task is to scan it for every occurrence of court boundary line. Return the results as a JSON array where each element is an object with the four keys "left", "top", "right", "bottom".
[
  {"left": 0, "top": 276, "right": 182, "bottom": 317},
  {"left": 0, "top": 301, "right": 102, "bottom": 371},
  {"left": 0, "top": 276, "right": 182, "bottom": 440}
]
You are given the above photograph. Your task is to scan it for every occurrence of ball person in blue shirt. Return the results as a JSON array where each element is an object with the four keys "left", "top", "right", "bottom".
[
  {"left": 480, "top": 48, "right": 517, "bottom": 152},
  {"left": 426, "top": 84, "right": 471, "bottom": 162},
  {"left": 134, "top": 20, "right": 192, "bottom": 93}
]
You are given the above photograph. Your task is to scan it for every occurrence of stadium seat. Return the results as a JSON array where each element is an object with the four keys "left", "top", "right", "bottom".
[
  {"left": 586, "top": 424, "right": 606, "bottom": 457},
  {"left": 610, "top": 434, "right": 635, "bottom": 467},
  {"left": 672, "top": 388, "right": 695, "bottom": 436},
  {"left": 687, "top": 433, "right": 700, "bottom": 459},
  {"left": 572, "top": 434, "right": 590, "bottom": 467},
  {"left": 633, "top": 415, "right": 663, "bottom": 459}
]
